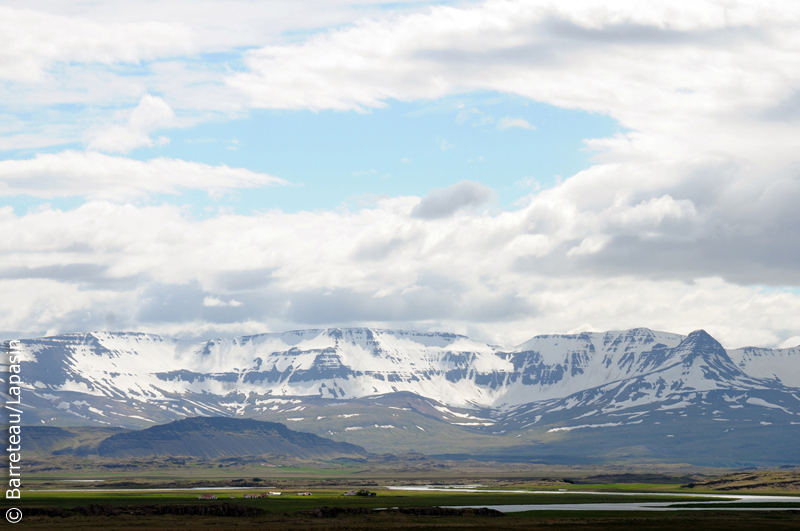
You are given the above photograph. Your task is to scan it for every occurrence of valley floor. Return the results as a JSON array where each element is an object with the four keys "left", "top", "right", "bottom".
[
  {"left": 10, "top": 510, "right": 800, "bottom": 531},
  {"left": 6, "top": 471, "right": 800, "bottom": 530},
  {"left": 7, "top": 455, "right": 800, "bottom": 529}
]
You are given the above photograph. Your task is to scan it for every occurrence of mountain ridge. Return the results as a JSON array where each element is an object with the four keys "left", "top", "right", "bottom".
[{"left": 4, "top": 326, "right": 800, "bottom": 465}]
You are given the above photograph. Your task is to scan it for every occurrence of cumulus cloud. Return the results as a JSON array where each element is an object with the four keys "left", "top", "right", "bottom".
[
  {"left": 1, "top": 199, "right": 800, "bottom": 348},
  {"left": 222, "top": 1, "right": 800, "bottom": 289},
  {"left": 0, "top": 6, "right": 195, "bottom": 83},
  {"left": 0, "top": 1, "right": 432, "bottom": 150},
  {"left": 227, "top": 1, "right": 800, "bottom": 169},
  {"left": 411, "top": 181, "right": 496, "bottom": 219},
  {"left": 0, "top": 150, "right": 287, "bottom": 200},
  {"left": 87, "top": 94, "right": 176, "bottom": 153},
  {"left": 3, "top": 0, "right": 800, "bottom": 349}
]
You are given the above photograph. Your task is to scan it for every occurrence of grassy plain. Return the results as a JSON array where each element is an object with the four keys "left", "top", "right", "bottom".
[
  {"left": 4, "top": 486, "right": 800, "bottom": 530},
  {"left": 4, "top": 494, "right": 800, "bottom": 531},
  {"left": 5, "top": 457, "right": 800, "bottom": 530},
  {"left": 18, "top": 451, "right": 723, "bottom": 487},
  {"left": 6, "top": 511, "right": 800, "bottom": 531},
  {"left": 5, "top": 487, "right": 722, "bottom": 509}
]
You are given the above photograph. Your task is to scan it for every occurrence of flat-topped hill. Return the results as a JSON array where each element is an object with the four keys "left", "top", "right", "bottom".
[{"left": 96, "top": 417, "right": 369, "bottom": 459}]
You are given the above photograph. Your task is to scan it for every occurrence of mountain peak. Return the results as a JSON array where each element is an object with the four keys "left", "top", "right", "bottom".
[
  {"left": 686, "top": 328, "right": 712, "bottom": 340},
  {"left": 673, "top": 329, "right": 748, "bottom": 383},
  {"left": 680, "top": 329, "right": 726, "bottom": 355}
]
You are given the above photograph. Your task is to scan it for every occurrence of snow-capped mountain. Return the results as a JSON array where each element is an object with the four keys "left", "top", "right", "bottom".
[
  {"left": 3, "top": 327, "right": 799, "bottom": 464},
  {"left": 496, "top": 330, "right": 799, "bottom": 428},
  {"left": 728, "top": 344, "right": 800, "bottom": 387}
]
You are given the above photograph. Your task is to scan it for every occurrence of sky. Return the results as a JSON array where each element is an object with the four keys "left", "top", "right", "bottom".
[{"left": 1, "top": 0, "right": 800, "bottom": 349}]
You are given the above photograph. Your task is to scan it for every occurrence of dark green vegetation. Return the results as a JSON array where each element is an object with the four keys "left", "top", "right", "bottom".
[
  {"left": 4, "top": 488, "right": 800, "bottom": 530},
  {"left": 8, "top": 512, "right": 800, "bottom": 530},
  {"left": 3, "top": 489, "right": 717, "bottom": 511},
  {"left": 7, "top": 445, "right": 800, "bottom": 530},
  {"left": 17, "top": 449, "right": 721, "bottom": 490}
]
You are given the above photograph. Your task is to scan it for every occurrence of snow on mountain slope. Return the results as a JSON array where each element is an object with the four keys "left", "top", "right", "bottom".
[
  {"left": 496, "top": 328, "right": 686, "bottom": 406},
  {"left": 727, "top": 345, "right": 800, "bottom": 387},
  {"left": 4, "top": 327, "right": 799, "bottom": 432},
  {"left": 9, "top": 329, "right": 512, "bottom": 409},
  {"left": 497, "top": 330, "right": 800, "bottom": 432}
]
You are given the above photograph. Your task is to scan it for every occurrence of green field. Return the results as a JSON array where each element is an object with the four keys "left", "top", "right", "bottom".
[
  {"left": 5, "top": 454, "right": 800, "bottom": 530},
  {"left": 3, "top": 489, "right": 800, "bottom": 530},
  {"left": 3, "top": 487, "right": 724, "bottom": 510}
]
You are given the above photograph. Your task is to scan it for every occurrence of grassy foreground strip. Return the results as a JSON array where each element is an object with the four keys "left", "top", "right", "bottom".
[
  {"left": 3, "top": 487, "right": 718, "bottom": 512},
  {"left": 4, "top": 485, "right": 798, "bottom": 529},
  {"left": 4, "top": 508, "right": 800, "bottom": 530}
]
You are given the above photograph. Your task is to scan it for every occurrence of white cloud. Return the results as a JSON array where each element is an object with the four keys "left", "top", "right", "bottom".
[
  {"left": 5, "top": 1, "right": 433, "bottom": 53},
  {"left": 0, "top": 6, "right": 195, "bottom": 83},
  {"left": 505, "top": 234, "right": 554, "bottom": 258},
  {"left": 2, "top": 1, "right": 434, "bottom": 85},
  {"left": 87, "top": 94, "right": 176, "bottom": 153},
  {"left": 1, "top": 200, "right": 799, "bottom": 348},
  {"left": 227, "top": 0, "right": 800, "bottom": 168},
  {"left": 566, "top": 235, "right": 610, "bottom": 257},
  {"left": 497, "top": 117, "right": 535, "bottom": 131},
  {"left": 779, "top": 336, "right": 800, "bottom": 349},
  {"left": 221, "top": 2, "right": 800, "bottom": 296},
  {"left": 0, "top": 151, "right": 287, "bottom": 200},
  {"left": 2, "top": 0, "right": 800, "bottom": 348},
  {"left": 203, "top": 296, "right": 243, "bottom": 307},
  {"left": 0, "top": 1, "right": 443, "bottom": 151}
]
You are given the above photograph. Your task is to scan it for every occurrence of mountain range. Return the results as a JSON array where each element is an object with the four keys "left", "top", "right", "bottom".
[{"left": 4, "top": 327, "right": 800, "bottom": 465}]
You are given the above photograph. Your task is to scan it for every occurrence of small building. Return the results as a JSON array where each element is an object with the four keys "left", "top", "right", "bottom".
[
  {"left": 198, "top": 494, "right": 217, "bottom": 500},
  {"left": 297, "top": 491, "right": 312, "bottom": 496},
  {"left": 269, "top": 492, "right": 282, "bottom": 496}
]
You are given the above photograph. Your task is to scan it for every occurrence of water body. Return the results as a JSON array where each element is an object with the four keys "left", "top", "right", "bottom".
[
  {"left": 32, "top": 484, "right": 800, "bottom": 511},
  {"left": 386, "top": 485, "right": 800, "bottom": 512},
  {"left": 447, "top": 502, "right": 800, "bottom": 512}
]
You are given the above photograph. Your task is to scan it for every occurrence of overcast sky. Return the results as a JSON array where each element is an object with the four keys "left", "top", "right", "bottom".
[{"left": 2, "top": 0, "right": 799, "bottom": 349}]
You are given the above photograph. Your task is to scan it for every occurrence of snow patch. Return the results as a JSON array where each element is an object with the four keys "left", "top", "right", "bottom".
[
  {"left": 548, "top": 422, "right": 622, "bottom": 433},
  {"left": 746, "top": 397, "right": 793, "bottom": 414}
]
